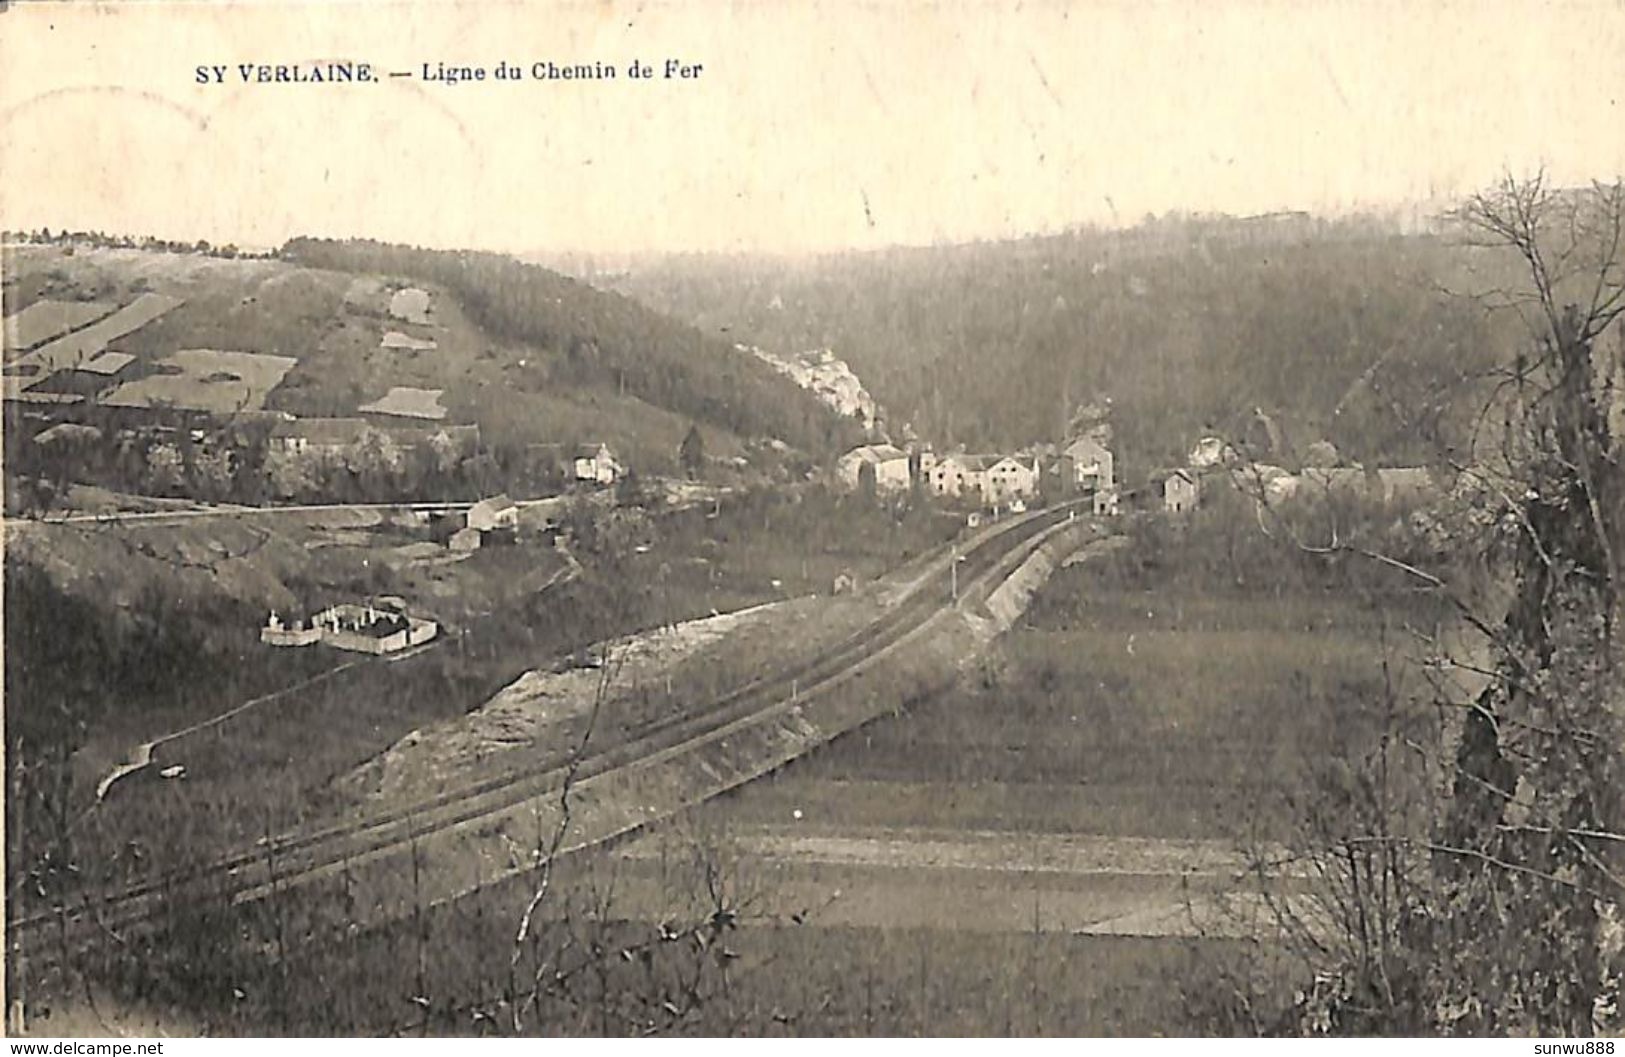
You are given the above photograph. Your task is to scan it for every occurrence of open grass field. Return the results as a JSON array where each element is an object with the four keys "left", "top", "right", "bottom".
[
  {"left": 101, "top": 348, "right": 298, "bottom": 412},
  {"left": 357, "top": 385, "right": 447, "bottom": 420}
]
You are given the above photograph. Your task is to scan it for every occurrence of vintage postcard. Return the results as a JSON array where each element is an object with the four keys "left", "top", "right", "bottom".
[{"left": 3, "top": 0, "right": 1625, "bottom": 1041}]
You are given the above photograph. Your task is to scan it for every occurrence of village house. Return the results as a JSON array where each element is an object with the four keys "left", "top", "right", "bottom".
[
  {"left": 983, "top": 455, "right": 1041, "bottom": 503},
  {"left": 573, "top": 443, "right": 623, "bottom": 485},
  {"left": 837, "top": 443, "right": 911, "bottom": 493},
  {"left": 1062, "top": 435, "right": 1116, "bottom": 493},
  {"left": 1163, "top": 468, "right": 1200, "bottom": 513},
  {"left": 926, "top": 453, "right": 993, "bottom": 499}
]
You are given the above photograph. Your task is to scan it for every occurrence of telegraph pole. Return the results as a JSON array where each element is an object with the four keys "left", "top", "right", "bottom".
[{"left": 9, "top": 740, "right": 25, "bottom": 1036}]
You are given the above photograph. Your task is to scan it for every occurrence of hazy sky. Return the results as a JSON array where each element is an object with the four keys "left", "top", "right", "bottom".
[{"left": 3, "top": 1, "right": 1624, "bottom": 255}]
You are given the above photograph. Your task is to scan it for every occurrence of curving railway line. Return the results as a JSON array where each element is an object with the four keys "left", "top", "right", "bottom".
[{"left": 10, "top": 499, "right": 1097, "bottom": 959}]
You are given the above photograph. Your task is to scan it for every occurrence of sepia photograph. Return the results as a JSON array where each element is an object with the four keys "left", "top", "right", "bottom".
[{"left": 2, "top": 0, "right": 1624, "bottom": 1041}]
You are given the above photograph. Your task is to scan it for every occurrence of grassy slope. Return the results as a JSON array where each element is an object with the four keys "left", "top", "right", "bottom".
[{"left": 2, "top": 244, "right": 756, "bottom": 470}]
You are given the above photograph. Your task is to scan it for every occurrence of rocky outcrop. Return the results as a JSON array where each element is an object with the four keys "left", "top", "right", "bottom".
[{"left": 738, "top": 344, "right": 884, "bottom": 435}]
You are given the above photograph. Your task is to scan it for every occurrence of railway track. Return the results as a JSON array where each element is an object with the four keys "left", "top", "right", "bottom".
[{"left": 10, "top": 500, "right": 1092, "bottom": 954}]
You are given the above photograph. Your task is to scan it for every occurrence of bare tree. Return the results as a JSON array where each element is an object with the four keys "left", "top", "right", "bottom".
[{"left": 1203, "top": 174, "right": 1625, "bottom": 1036}]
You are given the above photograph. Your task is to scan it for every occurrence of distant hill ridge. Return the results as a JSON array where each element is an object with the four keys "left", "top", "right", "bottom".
[{"left": 607, "top": 214, "right": 1522, "bottom": 473}]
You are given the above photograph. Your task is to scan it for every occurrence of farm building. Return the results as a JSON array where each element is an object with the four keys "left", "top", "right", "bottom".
[
  {"left": 467, "top": 493, "right": 519, "bottom": 532},
  {"left": 1093, "top": 485, "right": 1120, "bottom": 516},
  {"left": 837, "top": 443, "right": 911, "bottom": 493},
  {"left": 263, "top": 602, "right": 438, "bottom": 655},
  {"left": 1163, "top": 468, "right": 1200, "bottom": 513},
  {"left": 269, "top": 417, "right": 479, "bottom": 462},
  {"left": 269, "top": 417, "right": 370, "bottom": 456},
  {"left": 1224, "top": 462, "right": 1296, "bottom": 502}
]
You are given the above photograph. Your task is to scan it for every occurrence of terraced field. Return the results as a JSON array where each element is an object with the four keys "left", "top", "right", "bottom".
[{"left": 2, "top": 298, "right": 117, "bottom": 352}]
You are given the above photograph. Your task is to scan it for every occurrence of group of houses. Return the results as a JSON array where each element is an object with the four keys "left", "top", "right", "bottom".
[
  {"left": 1152, "top": 434, "right": 1443, "bottom": 517},
  {"left": 835, "top": 433, "right": 1120, "bottom": 515},
  {"left": 266, "top": 416, "right": 482, "bottom": 462},
  {"left": 267, "top": 417, "right": 626, "bottom": 485}
]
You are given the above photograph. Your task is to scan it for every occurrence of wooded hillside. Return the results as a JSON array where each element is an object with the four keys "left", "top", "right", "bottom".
[{"left": 610, "top": 216, "right": 1521, "bottom": 476}]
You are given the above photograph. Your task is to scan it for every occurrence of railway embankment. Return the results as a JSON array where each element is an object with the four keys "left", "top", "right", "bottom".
[{"left": 314, "top": 517, "right": 1110, "bottom": 928}]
